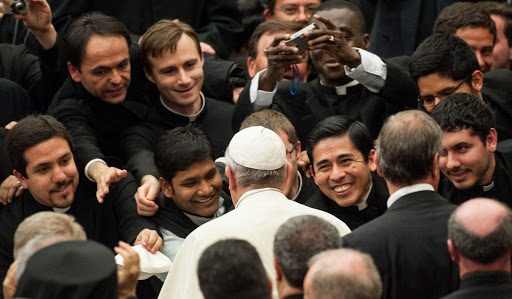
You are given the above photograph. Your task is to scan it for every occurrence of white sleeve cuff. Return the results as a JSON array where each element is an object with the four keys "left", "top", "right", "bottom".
[
  {"left": 250, "top": 69, "right": 277, "bottom": 110},
  {"left": 84, "top": 159, "right": 107, "bottom": 182},
  {"left": 345, "top": 48, "right": 387, "bottom": 93}
]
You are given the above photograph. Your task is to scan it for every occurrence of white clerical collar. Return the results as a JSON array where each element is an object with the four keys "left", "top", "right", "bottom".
[
  {"left": 482, "top": 180, "right": 495, "bottom": 192},
  {"left": 53, "top": 207, "right": 71, "bottom": 213},
  {"left": 184, "top": 196, "right": 225, "bottom": 226},
  {"left": 387, "top": 183, "right": 434, "bottom": 208},
  {"left": 356, "top": 182, "right": 372, "bottom": 211},
  {"left": 289, "top": 171, "right": 304, "bottom": 201},
  {"left": 320, "top": 79, "right": 360, "bottom": 96},
  {"left": 160, "top": 92, "right": 205, "bottom": 122}
]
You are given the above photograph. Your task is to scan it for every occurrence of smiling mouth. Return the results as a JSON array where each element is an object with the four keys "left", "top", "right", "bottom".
[
  {"left": 51, "top": 181, "right": 72, "bottom": 194},
  {"left": 333, "top": 184, "right": 352, "bottom": 193},
  {"left": 448, "top": 169, "right": 469, "bottom": 181}
]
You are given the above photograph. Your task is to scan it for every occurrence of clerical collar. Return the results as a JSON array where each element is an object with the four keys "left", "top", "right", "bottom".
[
  {"left": 289, "top": 171, "right": 304, "bottom": 201},
  {"left": 319, "top": 79, "right": 359, "bottom": 96},
  {"left": 53, "top": 206, "right": 71, "bottom": 213},
  {"left": 160, "top": 92, "right": 205, "bottom": 121},
  {"left": 356, "top": 182, "right": 372, "bottom": 211},
  {"left": 482, "top": 180, "right": 495, "bottom": 192},
  {"left": 184, "top": 196, "right": 225, "bottom": 226}
]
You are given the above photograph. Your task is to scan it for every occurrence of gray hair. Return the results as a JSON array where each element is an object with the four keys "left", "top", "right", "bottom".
[
  {"left": 273, "top": 215, "right": 341, "bottom": 289},
  {"left": 225, "top": 148, "right": 286, "bottom": 189},
  {"left": 14, "top": 212, "right": 86, "bottom": 257},
  {"left": 448, "top": 200, "right": 512, "bottom": 263},
  {"left": 307, "top": 248, "right": 382, "bottom": 299},
  {"left": 376, "top": 110, "right": 442, "bottom": 185}
]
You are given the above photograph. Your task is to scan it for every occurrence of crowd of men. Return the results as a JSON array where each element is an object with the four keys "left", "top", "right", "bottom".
[{"left": 1, "top": 0, "right": 512, "bottom": 298}]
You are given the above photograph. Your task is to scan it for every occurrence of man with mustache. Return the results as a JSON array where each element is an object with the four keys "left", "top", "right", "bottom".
[
  {"left": 0, "top": 115, "right": 162, "bottom": 296},
  {"left": 431, "top": 93, "right": 512, "bottom": 207}
]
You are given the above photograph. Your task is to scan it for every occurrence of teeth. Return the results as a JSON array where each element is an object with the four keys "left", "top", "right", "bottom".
[{"left": 333, "top": 184, "right": 351, "bottom": 192}]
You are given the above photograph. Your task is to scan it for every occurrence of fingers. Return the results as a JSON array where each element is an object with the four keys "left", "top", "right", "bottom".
[
  {"left": 313, "top": 15, "right": 338, "bottom": 30},
  {"left": 200, "top": 42, "right": 216, "bottom": 55},
  {"left": 270, "top": 34, "right": 291, "bottom": 47},
  {"left": 0, "top": 3, "right": 4, "bottom": 20},
  {"left": 0, "top": 176, "right": 22, "bottom": 205},
  {"left": 134, "top": 229, "right": 162, "bottom": 254},
  {"left": 95, "top": 182, "right": 108, "bottom": 204},
  {"left": 4, "top": 121, "right": 17, "bottom": 130},
  {"left": 135, "top": 184, "right": 159, "bottom": 216}
]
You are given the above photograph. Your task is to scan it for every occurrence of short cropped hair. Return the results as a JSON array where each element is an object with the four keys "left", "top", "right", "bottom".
[
  {"left": 154, "top": 126, "right": 214, "bottom": 182},
  {"left": 241, "top": 109, "right": 299, "bottom": 144},
  {"left": 14, "top": 212, "right": 86, "bottom": 257},
  {"left": 431, "top": 93, "right": 496, "bottom": 144},
  {"left": 198, "top": 239, "right": 270, "bottom": 299},
  {"left": 448, "top": 201, "right": 512, "bottom": 263},
  {"left": 376, "top": 110, "right": 443, "bottom": 185},
  {"left": 307, "top": 248, "right": 382, "bottom": 299},
  {"left": 63, "top": 12, "right": 131, "bottom": 69},
  {"left": 410, "top": 33, "right": 479, "bottom": 82},
  {"left": 318, "top": 0, "right": 367, "bottom": 33},
  {"left": 307, "top": 115, "right": 373, "bottom": 165},
  {"left": 434, "top": 2, "right": 496, "bottom": 44},
  {"left": 139, "top": 19, "right": 201, "bottom": 73},
  {"left": 273, "top": 215, "right": 340, "bottom": 288},
  {"left": 476, "top": 1, "right": 512, "bottom": 46},
  {"left": 6, "top": 115, "right": 72, "bottom": 177},
  {"left": 247, "top": 20, "right": 302, "bottom": 59}
]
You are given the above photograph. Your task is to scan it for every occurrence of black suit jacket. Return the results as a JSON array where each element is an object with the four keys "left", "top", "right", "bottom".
[
  {"left": 440, "top": 271, "right": 512, "bottom": 299},
  {"left": 304, "top": 173, "right": 388, "bottom": 230},
  {"left": 343, "top": 190, "right": 459, "bottom": 299},
  {"left": 0, "top": 174, "right": 157, "bottom": 298},
  {"left": 121, "top": 97, "right": 233, "bottom": 182}
]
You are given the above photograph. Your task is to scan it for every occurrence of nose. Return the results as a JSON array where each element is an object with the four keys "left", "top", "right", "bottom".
[
  {"left": 329, "top": 163, "right": 346, "bottom": 182},
  {"left": 52, "top": 166, "right": 67, "bottom": 182},
  {"left": 474, "top": 51, "right": 486, "bottom": 72},
  {"left": 177, "top": 69, "right": 192, "bottom": 85},
  {"left": 197, "top": 179, "right": 214, "bottom": 196},
  {"left": 109, "top": 69, "right": 122, "bottom": 85},
  {"left": 295, "top": 7, "right": 310, "bottom": 24},
  {"left": 445, "top": 152, "right": 461, "bottom": 170}
]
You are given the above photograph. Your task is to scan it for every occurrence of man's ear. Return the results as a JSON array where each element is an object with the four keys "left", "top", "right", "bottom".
[
  {"left": 159, "top": 177, "right": 173, "bottom": 198},
  {"left": 373, "top": 150, "right": 384, "bottom": 177},
  {"left": 294, "top": 140, "right": 302, "bottom": 159},
  {"left": 447, "top": 239, "right": 460, "bottom": 263},
  {"left": 273, "top": 257, "right": 283, "bottom": 282},
  {"left": 67, "top": 62, "right": 81, "bottom": 83},
  {"left": 263, "top": 8, "right": 273, "bottom": 20},
  {"left": 486, "top": 128, "right": 498, "bottom": 153},
  {"left": 470, "top": 70, "right": 484, "bottom": 93},
  {"left": 247, "top": 56, "right": 257, "bottom": 78},
  {"left": 13, "top": 170, "right": 28, "bottom": 189},
  {"left": 362, "top": 33, "right": 370, "bottom": 50},
  {"left": 368, "top": 149, "right": 377, "bottom": 171},
  {"left": 144, "top": 67, "right": 156, "bottom": 84},
  {"left": 225, "top": 165, "right": 236, "bottom": 194}
]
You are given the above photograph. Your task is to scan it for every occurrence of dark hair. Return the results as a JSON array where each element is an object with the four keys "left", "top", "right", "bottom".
[
  {"left": 410, "top": 33, "right": 479, "bottom": 82},
  {"left": 139, "top": 20, "right": 201, "bottom": 73},
  {"left": 318, "top": 0, "right": 367, "bottom": 33},
  {"left": 247, "top": 20, "right": 302, "bottom": 59},
  {"left": 431, "top": 93, "right": 496, "bottom": 144},
  {"left": 6, "top": 115, "right": 72, "bottom": 177},
  {"left": 154, "top": 126, "right": 214, "bottom": 182},
  {"left": 434, "top": 2, "right": 497, "bottom": 44},
  {"left": 273, "top": 215, "right": 340, "bottom": 288},
  {"left": 306, "top": 115, "right": 373, "bottom": 165},
  {"left": 241, "top": 109, "right": 299, "bottom": 144},
  {"left": 63, "top": 12, "right": 131, "bottom": 69},
  {"left": 476, "top": 1, "right": 512, "bottom": 46},
  {"left": 376, "top": 110, "right": 442, "bottom": 185},
  {"left": 197, "top": 239, "right": 270, "bottom": 299},
  {"left": 449, "top": 201, "right": 512, "bottom": 263}
]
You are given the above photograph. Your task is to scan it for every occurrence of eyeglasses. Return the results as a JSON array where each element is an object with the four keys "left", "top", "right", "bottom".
[{"left": 417, "top": 78, "right": 468, "bottom": 108}]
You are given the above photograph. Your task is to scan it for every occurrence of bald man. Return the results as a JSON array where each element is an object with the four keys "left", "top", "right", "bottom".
[
  {"left": 443, "top": 198, "right": 512, "bottom": 299},
  {"left": 304, "top": 248, "right": 382, "bottom": 299}
]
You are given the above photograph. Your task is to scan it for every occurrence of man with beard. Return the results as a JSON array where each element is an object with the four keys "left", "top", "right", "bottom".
[
  {"left": 432, "top": 93, "right": 512, "bottom": 207},
  {"left": 232, "top": 0, "right": 413, "bottom": 141},
  {"left": 0, "top": 115, "right": 161, "bottom": 297}
]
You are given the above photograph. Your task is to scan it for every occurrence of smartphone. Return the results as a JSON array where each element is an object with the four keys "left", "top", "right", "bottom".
[{"left": 284, "top": 23, "right": 318, "bottom": 53}]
